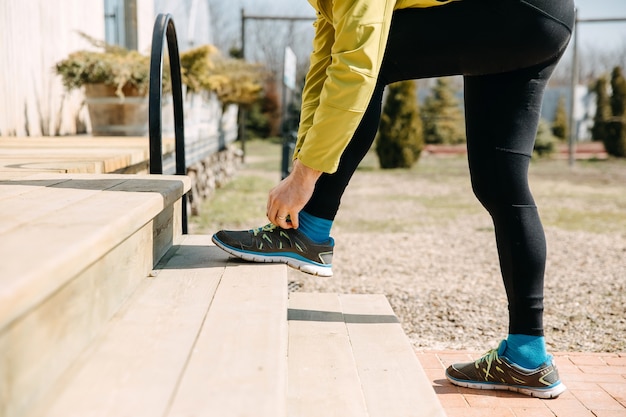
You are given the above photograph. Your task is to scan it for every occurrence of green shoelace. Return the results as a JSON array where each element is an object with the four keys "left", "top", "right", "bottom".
[{"left": 476, "top": 347, "right": 500, "bottom": 381}]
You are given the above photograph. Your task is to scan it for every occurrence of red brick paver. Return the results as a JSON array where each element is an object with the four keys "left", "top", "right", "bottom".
[{"left": 417, "top": 350, "right": 626, "bottom": 417}]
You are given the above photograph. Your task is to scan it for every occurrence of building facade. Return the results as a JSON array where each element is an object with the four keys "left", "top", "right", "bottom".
[{"left": 0, "top": 0, "right": 214, "bottom": 137}]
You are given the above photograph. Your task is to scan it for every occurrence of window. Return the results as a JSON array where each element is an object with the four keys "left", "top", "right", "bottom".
[{"left": 104, "top": 0, "right": 138, "bottom": 50}]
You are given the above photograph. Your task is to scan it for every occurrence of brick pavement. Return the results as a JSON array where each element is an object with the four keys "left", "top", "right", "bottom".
[{"left": 417, "top": 350, "right": 626, "bottom": 417}]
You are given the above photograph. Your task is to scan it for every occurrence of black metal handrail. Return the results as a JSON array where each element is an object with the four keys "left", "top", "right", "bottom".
[{"left": 149, "top": 13, "right": 187, "bottom": 234}]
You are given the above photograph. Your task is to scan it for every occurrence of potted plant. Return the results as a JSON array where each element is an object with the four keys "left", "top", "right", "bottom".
[
  {"left": 176, "top": 45, "right": 265, "bottom": 149},
  {"left": 55, "top": 33, "right": 162, "bottom": 136},
  {"left": 55, "top": 34, "right": 264, "bottom": 137},
  {"left": 179, "top": 44, "right": 265, "bottom": 108}
]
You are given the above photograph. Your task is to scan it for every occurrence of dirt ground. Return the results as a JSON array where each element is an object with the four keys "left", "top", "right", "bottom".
[
  {"left": 194, "top": 142, "right": 626, "bottom": 353},
  {"left": 286, "top": 154, "right": 626, "bottom": 353}
]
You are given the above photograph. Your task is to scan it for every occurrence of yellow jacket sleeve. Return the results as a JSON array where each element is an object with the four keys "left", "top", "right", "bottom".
[
  {"left": 294, "top": 0, "right": 397, "bottom": 174},
  {"left": 295, "top": 13, "right": 334, "bottom": 167}
]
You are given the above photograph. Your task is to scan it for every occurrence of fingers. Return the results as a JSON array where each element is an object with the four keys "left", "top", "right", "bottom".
[
  {"left": 267, "top": 196, "right": 298, "bottom": 229},
  {"left": 266, "top": 201, "right": 294, "bottom": 229},
  {"left": 267, "top": 183, "right": 295, "bottom": 229},
  {"left": 268, "top": 211, "right": 295, "bottom": 229},
  {"left": 265, "top": 165, "right": 316, "bottom": 229},
  {"left": 290, "top": 212, "right": 299, "bottom": 229}
]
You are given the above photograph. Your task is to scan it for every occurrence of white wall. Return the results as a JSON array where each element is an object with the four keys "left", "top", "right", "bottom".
[
  {"left": 0, "top": 0, "right": 154, "bottom": 136},
  {"left": 0, "top": 0, "right": 218, "bottom": 137},
  {"left": 137, "top": 0, "right": 155, "bottom": 53},
  {"left": 0, "top": 0, "right": 104, "bottom": 136},
  {"left": 154, "top": 0, "right": 213, "bottom": 51}
]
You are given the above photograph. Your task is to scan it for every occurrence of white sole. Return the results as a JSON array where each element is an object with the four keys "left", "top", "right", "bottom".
[
  {"left": 446, "top": 375, "right": 567, "bottom": 399},
  {"left": 212, "top": 237, "right": 333, "bottom": 277}
]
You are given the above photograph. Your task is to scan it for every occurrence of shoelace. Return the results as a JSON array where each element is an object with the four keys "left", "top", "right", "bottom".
[
  {"left": 477, "top": 347, "right": 500, "bottom": 381},
  {"left": 252, "top": 223, "right": 277, "bottom": 235}
]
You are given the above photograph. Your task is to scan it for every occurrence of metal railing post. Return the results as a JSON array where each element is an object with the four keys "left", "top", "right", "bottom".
[{"left": 149, "top": 13, "right": 188, "bottom": 234}]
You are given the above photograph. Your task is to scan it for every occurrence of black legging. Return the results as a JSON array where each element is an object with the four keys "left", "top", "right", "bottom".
[{"left": 303, "top": 0, "right": 575, "bottom": 336}]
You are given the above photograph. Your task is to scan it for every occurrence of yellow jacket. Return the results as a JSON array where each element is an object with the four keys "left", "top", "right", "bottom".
[{"left": 294, "top": 0, "right": 457, "bottom": 173}]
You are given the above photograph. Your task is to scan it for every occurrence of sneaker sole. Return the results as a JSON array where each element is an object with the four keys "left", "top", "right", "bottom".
[
  {"left": 445, "top": 372, "right": 567, "bottom": 399},
  {"left": 212, "top": 235, "right": 333, "bottom": 277}
]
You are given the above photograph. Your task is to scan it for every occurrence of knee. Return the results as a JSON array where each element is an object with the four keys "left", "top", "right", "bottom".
[
  {"left": 471, "top": 176, "right": 498, "bottom": 213},
  {"left": 471, "top": 173, "right": 536, "bottom": 216},
  {"left": 469, "top": 150, "right": 535, "bottom": 213}
]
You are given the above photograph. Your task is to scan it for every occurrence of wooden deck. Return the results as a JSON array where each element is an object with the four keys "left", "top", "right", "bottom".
[
  {"left": 289, "top": 293, "right": 445, "bottom": 417},
  {"left": 28, "top": 236, "right": 288, "bottom": 417},
  {"left": 0, "top": 136, "right": 175, "bottom": 175},
  {"left": 0, "top": 137, "right": 445, "bottom": 417}
]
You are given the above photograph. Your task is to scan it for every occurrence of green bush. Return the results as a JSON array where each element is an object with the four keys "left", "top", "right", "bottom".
[
  {"left": 421, "top": 78, "right": 465, "bottom": 145},
  {"left": 375, "top": 80, "right": 424, "bottom": 168},
  {"left": 602, "top": 119, "right": 626, "bottom": 157},
  {"left": 180, "top": 45, "right": 265, "bottom": 107},
  {"left": 592, "top": 67, "right": 626, "bottom": 157},
  {"left": 54, "top": 33, "right": 154, "bottom": 97},
  {"left": 534, "top": 119, "right": 557, "bottom": 158},
  {"left": 55, "top": 33, "right": 264, "bottom": 105},
  {"left": 552, "top": 95, "right": 569, "bottom": 141},
  {"left": 610, "top": 67, "right": 626, "bottom": 118},
  {"left": 592, "top": 76, "right": 611, "bottom": 142}
]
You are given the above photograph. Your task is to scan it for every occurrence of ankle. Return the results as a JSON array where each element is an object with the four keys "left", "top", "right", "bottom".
[
  {"left": 298, "top": 211, "right": 333, "bottom": 244},
  {"left": 503, "top": 334, "right": 548, "bottom": 369}
]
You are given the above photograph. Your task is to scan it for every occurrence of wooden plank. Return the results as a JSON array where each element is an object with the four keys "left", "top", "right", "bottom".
[
  {"left": 340, "top": 294, "right": 446, "bottom": 417},
  {"left": 0, "top": 190, "right": 160, "bottom": 326},
  {"left": 0, "top": 176, "right": 72, "bottom": 200},
  {"left": 167, "top": 261, "right": 288, "bottom": 417},
  {"left": 0, "top": 175, "right": 189, "bottom": 330},
  {"left": 0, "top": 171, "right": 37, "bottom": 180},
  {"left": 1, "top": 224, "right": 154, "bottom": 417},
  {"left": 29, "top": 236, "right": 228, "bottom": 417},
  {"left": 287, "top": 293, "right": 369, "bottom": 417},
  {"left": 0, "top": 177, "right": 128, "bottom": 233},
  {"left": 0, "top": 136, "right": 176, "bottom": 175}
]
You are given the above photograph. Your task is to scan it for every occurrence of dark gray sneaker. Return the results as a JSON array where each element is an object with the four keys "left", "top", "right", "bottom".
[
  {"left": 212, "top": 224, "right": 334, "bottom": 277},
  {"left": 445, "top": 340, "right": 566, "bottom": 399}
]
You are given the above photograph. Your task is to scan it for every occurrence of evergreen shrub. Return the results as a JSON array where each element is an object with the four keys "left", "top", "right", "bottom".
[
  {"left": 534, "top": 119, "right": 557, "bottom": 158},
  {"left": 376, "top": 80, "right": 424, "bottom": 168},
  {"left": 603, "top": 120, "right": 626, "bottom": 157}
]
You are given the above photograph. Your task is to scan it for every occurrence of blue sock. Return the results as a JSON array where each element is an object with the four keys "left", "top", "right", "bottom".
[
  {"left": 502, "top": 334, "right": 549, "bottom": 369},
  {"left": 298, "top": 210, "right": 333, "bottom": 244}
]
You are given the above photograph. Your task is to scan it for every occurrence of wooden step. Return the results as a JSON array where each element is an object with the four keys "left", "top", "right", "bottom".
[
  {"left": 0, "top": 173, "right": 189, "bottom": 417},
  {"left": 288, "top": 293, "right": 446, "bottom": 417},
  {"left": 0, "top": 136, "right": 175, "bottom": 174},
  {"left": 28, "top": 235, "right": 288, "bottom": 417},
  {"left": 0, "top": 173, "right": 189, "bottom": 326}
]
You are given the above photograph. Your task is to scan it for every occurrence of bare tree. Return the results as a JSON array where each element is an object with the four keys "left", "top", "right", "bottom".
[
  {"left": 552, "top": 40, "right": 626, "bottom": 86},
  {"left": 207, "top": 0, "right": 241, "bottom": 54},
  {"left": 207, "top": 0, "right": 314, "bottom": 83}
]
